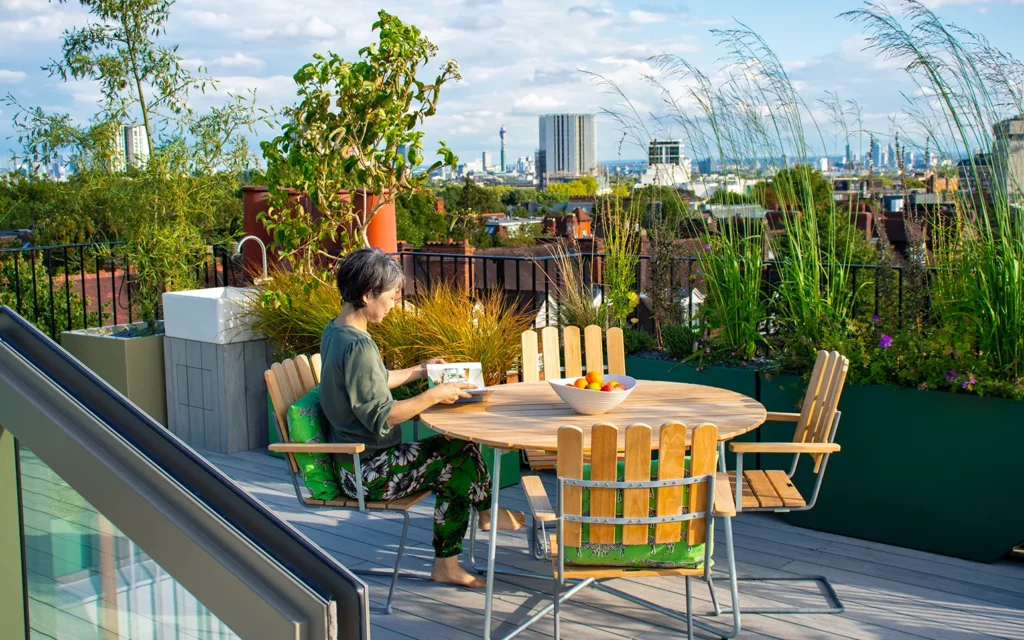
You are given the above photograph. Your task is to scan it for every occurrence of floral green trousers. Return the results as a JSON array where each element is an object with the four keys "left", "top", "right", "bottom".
[{"left": 336, "top": 436, "right": 492, "bottom": 558}]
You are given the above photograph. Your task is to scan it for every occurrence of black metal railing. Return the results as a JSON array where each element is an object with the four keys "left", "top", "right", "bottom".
[
  {"left": 0, "top": 241, "right": 934, "bottom": 340},
  {"left": 0, "top": 241, "right": 243, "bottom": 340}
]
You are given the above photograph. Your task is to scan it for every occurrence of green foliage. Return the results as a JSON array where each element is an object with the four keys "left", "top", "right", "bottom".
[
  {"left": 261, "top": 10, "right": 460, "bottom": 266},
  {"left": 44, "top": 0, "right": 210, "bottom": 155},
  {"left": 438, "top": 177, "right": 503, "bottom": 214},
  {"left": 241, "top": 267, "right": 339, "bottom": 356},
  {"left": 599, "top": 197, "right": 642, "bottom": 328},
  {"left": 0, "top": 250, "right": 102, "bottom": 338},
  {"left": 545, "top": 176, "right": 599, "bottom": 198},
  {"left": 544, "top": 244, "right": 607, "bottom": 329},
  {"left": 698, "top": 224, "right": 768, "bottom": 360},
  {"left": 661, "top": 323, "right": 697, "bottom": 360},
  {"left": 395, "top": 190, "right": 448, "bottom": 247},
  {"left": 622, "top": 327, "right": 656, "bottom": 355},
  {"left": 372, "top": 284, "right": 534, "bottom": 386},
  {"left": 706, "top": 190, "right": 755, "bottom": 205}
]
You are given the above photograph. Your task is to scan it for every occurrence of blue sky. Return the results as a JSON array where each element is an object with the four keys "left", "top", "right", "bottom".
[{"left": 1, "top": 0, "right": 1022, "bottom": 167}]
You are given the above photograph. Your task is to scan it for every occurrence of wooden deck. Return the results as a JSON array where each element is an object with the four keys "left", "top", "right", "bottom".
[{"left": 204, "top": 449, "right": 1024, "bottom": 640}]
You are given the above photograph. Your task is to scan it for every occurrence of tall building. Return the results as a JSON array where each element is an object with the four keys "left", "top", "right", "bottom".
[
  {"left": 639, "top": 139, "right": 692, "bottom": 187},
  {"left": 993, "top": 116, "right": 1024, "bottom": 204},
  {"left": 499, "top": 125, "right": 507, "bottom": 172},
  {"left": 482, "top": 151, "right": 494, "bottom": 172},
  {"left": 845, "top": 143, "right": 852, "bottom": 169},
  {"left": 113, "top": 124, "right": 149, "bottom": 171},
  {"left": 537, "top": 113, "right": 597, "bottom": 187}
]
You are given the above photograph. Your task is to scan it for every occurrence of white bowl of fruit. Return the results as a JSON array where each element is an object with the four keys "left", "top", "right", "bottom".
[{"left": 548, "top": 372, "right": 637, "bottom": 415}]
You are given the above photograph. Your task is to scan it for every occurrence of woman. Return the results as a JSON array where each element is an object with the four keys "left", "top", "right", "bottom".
[{"left": 320, "top": 247, "right": 522, "bottom": 588}]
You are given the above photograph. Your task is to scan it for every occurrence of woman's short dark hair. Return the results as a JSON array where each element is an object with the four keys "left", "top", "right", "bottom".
[{"left": 335, "top": 248, "right": 405, "bottom": 308}]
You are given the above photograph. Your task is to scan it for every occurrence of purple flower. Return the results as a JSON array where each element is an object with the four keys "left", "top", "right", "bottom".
[
  {"left": 705, "top": 347, "right": 711, "bottom": 354},
  {"left": 969, "top": 376, "right": 976, "bottom": 385},
  {"left": 879, "top": 335, "right": 893, "bottom": 349},
  {"left": 945, "top": 369, "right": 957, "bottom": 382},
  {"left": 961, "top": 379, "right": 969, "bottom": 389},
  {"left": 871, "top": 315, "right": 882, "bottom": 324},
  {"left": 703, "top": 243, "right": 711, "bottom": 252},
  {"left": 696, "top": 267, "right": 703, "bottom": 274}
]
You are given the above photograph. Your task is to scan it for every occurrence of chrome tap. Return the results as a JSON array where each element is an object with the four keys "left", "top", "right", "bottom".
[{"left": 233, "top": 235, "right": 270, "bottom": 284}]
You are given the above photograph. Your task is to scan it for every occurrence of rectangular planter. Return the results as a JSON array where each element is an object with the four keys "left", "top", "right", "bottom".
[
  {"left": 760, "top": 377, "right": 1024, "bottom": 563},
  {"left": 61, "top": 324, "right": 167, "bottom": 425},
  {"left": 624, "top": 357, "right": 761, "bottom": 468},
  {"left": 164, "top": 337, "right": 273, "bottom": 453}
]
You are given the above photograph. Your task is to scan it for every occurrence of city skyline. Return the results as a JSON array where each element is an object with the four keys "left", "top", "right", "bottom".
[{"left": 2, "top": 0, "right": 1023, "bottom": 169}]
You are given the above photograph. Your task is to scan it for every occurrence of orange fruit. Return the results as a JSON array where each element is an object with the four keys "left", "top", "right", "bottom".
[
  {"left": 573, "top": 378, "right": 588, "bottom": 388},
  {"left": 585, "top": 371, "right": 603, "bottom": 385},
  {"left": 586, "top": 382, "right": 602, "bottom": 391}
]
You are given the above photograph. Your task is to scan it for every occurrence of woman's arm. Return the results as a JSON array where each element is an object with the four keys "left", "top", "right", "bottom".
[
  {"left": 387, "top": 364, "right": 425, "bottom": 389},
  {"left": 386, "top": 382, "right": 474, "bottom": 426},
  {"left": 386, "top": 358, "right": 446, "bottom": 389}
]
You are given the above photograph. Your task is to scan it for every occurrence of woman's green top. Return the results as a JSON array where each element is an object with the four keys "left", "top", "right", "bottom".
[{"left": 319, "top": 322, "right": 399, "bottom": 458}]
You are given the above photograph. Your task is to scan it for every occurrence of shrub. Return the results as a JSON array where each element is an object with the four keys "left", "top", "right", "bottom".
[
  {"left": 0, "top": 250, "right": 102, "bottom": 338},
  {"left": 373, "top": 284, "right": 533, "bottom": 386},
  {"left": 622, "top": 327, "right": 656, "bottom": 355},
  {"left": 661, "top": 323, "right": 696, "bottom": 360}
]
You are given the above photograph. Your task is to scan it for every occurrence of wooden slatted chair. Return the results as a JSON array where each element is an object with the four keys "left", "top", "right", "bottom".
[
  {"left": 265, "top": 353, "right": 429, "bottom": 614},
  {"left": 513, "top": 422, "right": 737, "bottom": 640},
  {"left": 715, "top": 349, "right": 849, "bottom": 617},
  {"left": 520, "top": 325, "right": 626, "bottom": 470}
]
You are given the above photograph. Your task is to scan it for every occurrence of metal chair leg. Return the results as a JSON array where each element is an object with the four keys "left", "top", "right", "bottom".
[
  {"left": 383, "top": 510, "right": 412, "bottom": 614},
  {"left": 685, "top": 575, "right": 694, "bottom": 640},
  {"left": 707, "top": 573, "right": 721, "bottom": 615},
  {"left": 350, "top": 510, "right": 411, "bottom": 615},
  {"left": 710, "top": 574, "right": 844, "bottom": 616}
]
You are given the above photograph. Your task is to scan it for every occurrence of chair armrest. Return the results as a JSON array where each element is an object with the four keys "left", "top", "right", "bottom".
[
  {"left": 765, "top": 411, "right": 801, "bottom": 422},
  {"left": 268, "top": 443, "right": 367, "bottom": 454},
  {"left": 713, "top": 473, "right": 736, "bottom": 518},
  {"left": 521, "top": 475, "right": 556, "bottom": 522},
  {"left": 729, "top": 442, "right": 840, "bottom": 454}
]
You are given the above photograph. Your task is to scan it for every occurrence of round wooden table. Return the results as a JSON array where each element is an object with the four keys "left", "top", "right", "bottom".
[
  {"left": 419, "top": 379, "right": 766, "bottom": 640},
  {"left": 420, "top": 380, "right": 767, "bottom": 452}
]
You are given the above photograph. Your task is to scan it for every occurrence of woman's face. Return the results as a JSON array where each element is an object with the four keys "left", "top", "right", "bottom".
[{"left": 362, "top": 286, "right": 401, "bottom": 324}]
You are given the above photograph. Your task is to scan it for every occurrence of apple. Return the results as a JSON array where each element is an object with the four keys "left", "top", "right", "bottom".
[
  {"left": 600, "top": 383, "right": 614, "bottom": 392},
  {"left": 586, "top": 381, "right": 602, "bottom": 391}
]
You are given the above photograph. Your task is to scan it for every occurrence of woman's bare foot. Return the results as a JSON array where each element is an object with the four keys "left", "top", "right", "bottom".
[
  {"left": 431, "top": 556, "right": 486, "bottom": 588},
  {"left": 478, "top": 507, "right": 526, "bottom": 531}
]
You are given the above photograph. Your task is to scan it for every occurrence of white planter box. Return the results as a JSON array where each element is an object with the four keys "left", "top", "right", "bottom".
[{"left": 162, "top": 287, "right": 256, "bottom": 345}]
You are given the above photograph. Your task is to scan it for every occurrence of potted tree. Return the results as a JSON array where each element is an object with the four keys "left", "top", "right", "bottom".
[{"left": 254, "top": 9, "right": 461, "bottom": 271}]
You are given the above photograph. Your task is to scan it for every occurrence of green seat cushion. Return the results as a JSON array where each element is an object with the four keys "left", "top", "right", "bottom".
[
  {"left": 286, "top": 386, "right": 341, "bottom": 501},
  {"left": 565, "top": 459, "right": 711, "bottom": 569}
]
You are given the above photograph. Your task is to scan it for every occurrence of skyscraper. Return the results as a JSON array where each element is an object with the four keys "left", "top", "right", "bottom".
[
  {"left": 845, "top": 142, "right": 852, "bottom": 169},
  {"left": 499, "top": 125, "right": 507, "bottom": 172},
  {"left": 537, "top": 114, "right": 597, "bottom": 187},
  {"left": 993, "top": 116, "right": 1024, "bottom": 203},
  {"left": 482, "top": 151, "right": 494, "bottom": 172},
  {"left": 113, "top": 124, "right": 149, "bottom": 171}
]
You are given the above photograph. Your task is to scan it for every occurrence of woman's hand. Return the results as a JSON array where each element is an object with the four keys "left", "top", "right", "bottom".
[
  {"left": 417, "top": 358, "right": 446, "bottom": 380},
  {"left": 429, "top": 382, "right": 475, "bottom": 405}
]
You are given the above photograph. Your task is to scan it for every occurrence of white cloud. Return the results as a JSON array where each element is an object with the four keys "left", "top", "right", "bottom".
[
  {"left": 0, "top": 70, "right": 27, "bottom": 83},
  {"left": 628, "top": 10, "right": 666, "bottom": 24},
  {"left": 180, "top": 10, "right": 231, "bottom": 27},
  {"left": 513, "top": 93, "right": 566, "bottom": 113},
  {"left": 215, "top": 52, "right": 264, "bottom": 69},
  {"left": 239, "top": 16, "right": 337, "bottom": 41}
]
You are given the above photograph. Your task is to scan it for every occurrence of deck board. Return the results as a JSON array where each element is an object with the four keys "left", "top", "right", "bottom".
[{"left": 207, "top": 449, "right": 1024, "bottom": 640}]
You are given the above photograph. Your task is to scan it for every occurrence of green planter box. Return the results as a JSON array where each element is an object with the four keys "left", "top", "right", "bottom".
[
  {"left": 761, "top": 377, "right": 1024, "bottom": 563},
  {"left": 61, "top": 324, "right": 167, "bottom": 425},
  {"left": 625, "top": 357, "right": 761, "bottom": 468}
]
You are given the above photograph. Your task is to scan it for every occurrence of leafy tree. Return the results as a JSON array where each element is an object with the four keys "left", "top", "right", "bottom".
[
  {"left": 546, "top": 176, "right": 599, "bottom": 198},
  {"left": 395, "top": 190, "right": 448, "bottom": 247},
  {"left": 45, "top": 0, "right": 213, "bottom": 157},
  {"left": 261, "top": 10, "right": 460, "bottom": 264}
]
